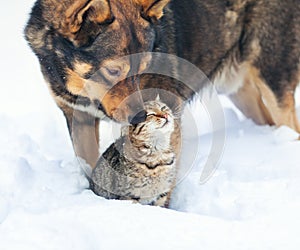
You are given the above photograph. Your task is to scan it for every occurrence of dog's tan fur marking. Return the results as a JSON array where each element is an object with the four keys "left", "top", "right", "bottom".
[
  {"left": 71, "top": 112, "right": 100, "bottom": 169},
  {"left": 224, "top": 10, "right": 239, "bottom": 48},
  {"left": 66, "top": 74, "right": 111, "bottom": 103},
  {"left": 74, "top": 61, "right": 93, "bottom": 76},
  {"left": 229, "top": 75, "right": 275, "bottom": 126},
  {"left": 214, "top": 40, "right": 262, "bottom": 95},
  {"left": 66, "top": 61, "right": 112, "bottom": 103},
  {"left": 84, "top": 0, "right": 111, "bottom": 24},
  {"left": 214, "top": 60, "right": 246, "bottom": 95},
  {"left": 66, "top": 69, "right": 88, "bottom": 97},
  {"left": 146, "top": 0, "right": 171, "bottom": 20},
  {"left": 136, "top": 0, "right": 171, "bottom": 19},
  {"left": 101, "top": 92, "right": 127, "bottom": 120},
  {"left": 66, "top": 61, "right": 93, "bottom": 97},
  {"left": 230, "top": 64, "right": 300, "bottom": 132},
  {"left": 275, "top": 89, "right": 300, "bottom": 133},
  {"left": 59, "top": 103, "right": 100, "bottom": 168}
]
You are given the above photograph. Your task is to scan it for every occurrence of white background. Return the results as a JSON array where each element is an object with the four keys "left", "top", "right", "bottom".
[{"left": 0, "top": 1, "right": 300, "bottom": 249}]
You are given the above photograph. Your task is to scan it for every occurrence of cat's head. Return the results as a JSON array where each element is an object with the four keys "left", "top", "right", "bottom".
[{"left": 128, "top": 99, "right": 174, "bottom": 151}]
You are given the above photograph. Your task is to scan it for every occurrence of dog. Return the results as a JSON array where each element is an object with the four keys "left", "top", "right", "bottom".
[{"left": 25, "top": 0, "right": 300, "bottom": 169}]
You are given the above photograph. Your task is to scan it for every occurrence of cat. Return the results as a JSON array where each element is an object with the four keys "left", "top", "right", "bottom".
[{"left": 90, "top": 99, "right": 176, "bottom": 207}]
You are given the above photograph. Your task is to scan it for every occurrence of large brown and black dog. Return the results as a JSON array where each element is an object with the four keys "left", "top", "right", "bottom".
[{"left": 25, "top": 0, "right": 300, "bottom": 169}]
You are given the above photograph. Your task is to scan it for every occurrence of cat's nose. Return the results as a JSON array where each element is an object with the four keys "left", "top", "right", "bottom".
[
  {"left": 129, "top": 110, "right": 147, "bottom": 125},
  {"left": 162, "top": 113, "right": 168, "bottom": 120}
]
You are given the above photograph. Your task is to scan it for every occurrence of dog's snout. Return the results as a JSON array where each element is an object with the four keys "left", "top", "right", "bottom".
[{"left": 129, "top": 110, "right": 147, "bottom": 125}]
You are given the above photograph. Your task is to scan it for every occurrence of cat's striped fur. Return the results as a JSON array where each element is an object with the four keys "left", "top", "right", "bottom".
[{"left": 90, "top": 100, "right": 176, "bottom": 207}]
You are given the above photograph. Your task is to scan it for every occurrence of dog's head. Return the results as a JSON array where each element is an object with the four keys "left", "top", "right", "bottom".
[{"left": 25, "top": 0, "right": 171, "bottom": 123}]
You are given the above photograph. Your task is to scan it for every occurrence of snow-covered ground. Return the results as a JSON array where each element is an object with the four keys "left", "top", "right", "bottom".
[{"left": 1, "top": 1, "right": 300, "bottom": 249}]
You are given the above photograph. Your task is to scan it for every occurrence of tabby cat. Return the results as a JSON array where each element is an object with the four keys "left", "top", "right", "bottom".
[{"left": 90, "top": 99, "right": 176, "bottom": 207}]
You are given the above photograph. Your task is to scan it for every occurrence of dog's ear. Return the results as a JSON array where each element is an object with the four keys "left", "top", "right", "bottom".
[
  {"left": 137, "top": 0, "right": 171, "bottom": 20},
  {"left": 65, "top": 0, "right": 112, "bottom": 34},
  {"left": 44, "top": 0, "right": 112, "bottom": 46}
]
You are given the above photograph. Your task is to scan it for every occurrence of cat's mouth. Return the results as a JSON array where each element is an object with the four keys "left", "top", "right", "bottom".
[
  {"left": 161, "top": 119, "right": 170, "bottom": 128},
  {"left": 147, "top": 113, "right": 170, "bottom": 128}
]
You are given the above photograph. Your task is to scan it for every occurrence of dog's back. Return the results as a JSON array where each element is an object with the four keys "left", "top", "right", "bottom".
[{"left": 171, "top": 0, "right": 300, "bottom": 131}]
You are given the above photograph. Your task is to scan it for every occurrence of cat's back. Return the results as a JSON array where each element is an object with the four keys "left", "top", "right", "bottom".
[{"left": 91, "top": 136, "right": 176, "bottom": 205}]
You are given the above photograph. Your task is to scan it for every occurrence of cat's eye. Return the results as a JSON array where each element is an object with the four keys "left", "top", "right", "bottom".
[{"left": 161, "top": 106, "right": 167, "bottom": 111}]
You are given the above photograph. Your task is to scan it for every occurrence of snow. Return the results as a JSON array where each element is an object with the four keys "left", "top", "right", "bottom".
[{"left": 1, "top": 1, "right": 300, "bottom": 249}]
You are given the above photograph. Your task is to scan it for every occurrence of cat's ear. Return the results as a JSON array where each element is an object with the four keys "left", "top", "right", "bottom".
[{"left": 155, "top": 94, "right": 161, "bottom": 101}]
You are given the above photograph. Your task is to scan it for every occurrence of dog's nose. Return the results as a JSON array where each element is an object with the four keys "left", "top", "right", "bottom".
[{"left": 129, "top": 110, "right": 147, "bottom": 125}]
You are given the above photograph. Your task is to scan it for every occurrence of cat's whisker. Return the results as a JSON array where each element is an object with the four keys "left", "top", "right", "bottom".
[
  {"left": 171, "top": 104, "right": 184, "bottom": 119},
  {"left": 135, "top": 77, "right": 146, "bottom": 110}
]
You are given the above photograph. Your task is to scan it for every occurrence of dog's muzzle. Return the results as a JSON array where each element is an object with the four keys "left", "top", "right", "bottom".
[{"left": 129, "top": 110, "right": 147, "bottom": 125}]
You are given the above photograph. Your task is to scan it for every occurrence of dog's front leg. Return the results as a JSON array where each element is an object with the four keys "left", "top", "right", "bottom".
[{"left": 60, "top": 104, "right": 100, "bottom": 169}]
